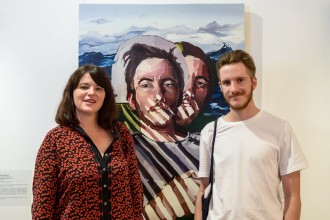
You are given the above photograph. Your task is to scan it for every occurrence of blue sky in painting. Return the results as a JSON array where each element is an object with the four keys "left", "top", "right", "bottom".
[
  {"left": 80, "top": 4, "right": 243, "bottom": 33},
  {"left": 79, "top": 4, "right": 244, "bottom": 55}
]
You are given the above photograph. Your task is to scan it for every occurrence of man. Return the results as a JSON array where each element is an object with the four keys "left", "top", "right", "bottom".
[
  {"left": 195, "top": 50, "right": 308, "bottom": 220},
  {"left": 122, "top": 41, "right": 201, "bottom": 219}
]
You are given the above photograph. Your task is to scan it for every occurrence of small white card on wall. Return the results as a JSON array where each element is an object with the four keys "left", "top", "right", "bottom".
[{"left": 0, "top": 170, "right": 32, "bottom": 206}]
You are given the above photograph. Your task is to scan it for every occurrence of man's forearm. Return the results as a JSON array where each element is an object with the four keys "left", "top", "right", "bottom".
[
  {"left": 194, "top": 190, "right": 203, "bottom": 220},
  {"left": 283, "top": 196, "right": 301, "bottom": 220}
]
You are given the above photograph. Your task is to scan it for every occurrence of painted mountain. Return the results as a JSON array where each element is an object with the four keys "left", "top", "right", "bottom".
[{"left": 79, "top": 20, "right": 243, "bottom": 56}]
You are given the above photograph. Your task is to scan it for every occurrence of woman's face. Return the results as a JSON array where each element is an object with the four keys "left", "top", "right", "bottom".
[
  {"left": 73, "top": 73, "right": 105, "bottom": 118},
  {"left": 177, "top": 55, "right": 209, "bottom": 126}
]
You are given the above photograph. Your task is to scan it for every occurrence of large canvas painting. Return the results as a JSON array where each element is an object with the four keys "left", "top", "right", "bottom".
[{"left": 79, "top": 4, "right": 244, "bottom": 219}]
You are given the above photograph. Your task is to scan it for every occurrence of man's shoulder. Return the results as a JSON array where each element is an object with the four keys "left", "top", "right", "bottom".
[
  {"left": 258, "top": 111, "right": 291, "bottom": 135},
  {"left": 201, "top": 118, "right": 219, "bottom": 134},
  {"left": 260, "top": 110, "right": 288, "bottom": 125}
]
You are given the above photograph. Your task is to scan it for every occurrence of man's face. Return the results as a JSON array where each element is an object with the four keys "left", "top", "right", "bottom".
[
  {"left": 218, "top": 62, "right": 256, "bottom": 111},
  {"left": 128, "top": 58, "right": 180, "bottom": 128},
  {"left": 177, "top": 55, "right": 209, "bottom": 126}
]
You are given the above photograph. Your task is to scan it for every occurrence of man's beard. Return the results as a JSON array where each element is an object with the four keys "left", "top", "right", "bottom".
[{"left": 226, "top": 86, "right": 253, "bottom": 111}]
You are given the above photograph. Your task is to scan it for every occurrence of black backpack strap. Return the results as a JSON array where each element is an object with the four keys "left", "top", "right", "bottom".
[{"left": 209, "top": 119, "right": 218, "bottom": 194}]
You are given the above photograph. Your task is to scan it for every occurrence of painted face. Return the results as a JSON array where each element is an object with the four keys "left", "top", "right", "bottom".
[
  {"left": 129, "top": 58, "right": 180, "bottom": 128},
  {"left": 177, "top": 56, "right": 209, "bottom": 126},
  {"left": 218, "top": 62, "right": 256, "bottom": 111},
  {"left": 73, "top": 73, "right": 105, "bottom": 118}
]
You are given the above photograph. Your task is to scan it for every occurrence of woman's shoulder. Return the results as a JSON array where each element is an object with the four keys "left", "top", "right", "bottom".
[
  {"left": 46, "top": 125, "right": 75, "bottom": 137},
  {"left": 115, "top": 120, "right": 125, "bottom": 127},
  {"left": 114, "top": 120, "right": 130, "bottom": 133}
]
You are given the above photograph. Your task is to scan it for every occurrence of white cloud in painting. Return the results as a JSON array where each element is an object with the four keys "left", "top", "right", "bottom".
[
  {"left": 79, "top": 21, "right": 244, "bottom": 55},
  {"left": 90, "top": 18, "right": 113, "bottom": 24}
]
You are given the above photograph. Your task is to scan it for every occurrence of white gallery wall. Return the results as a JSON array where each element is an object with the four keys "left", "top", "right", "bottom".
[{"left": 0, "top": 0, "right": 329, "bottom": 219}]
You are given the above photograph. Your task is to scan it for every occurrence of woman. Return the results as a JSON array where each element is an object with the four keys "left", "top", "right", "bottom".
[{"left": 32, "top": 64, "right": 143, "bottom": 219}]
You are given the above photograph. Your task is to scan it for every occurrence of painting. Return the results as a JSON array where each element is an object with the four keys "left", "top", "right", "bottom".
[{"left": 79, "top": 4, "right": 244, "bottom": 219}]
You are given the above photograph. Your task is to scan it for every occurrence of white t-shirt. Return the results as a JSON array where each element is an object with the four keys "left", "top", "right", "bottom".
[{"left": 198, "top": 111, "right": 308, "bottom": 220}]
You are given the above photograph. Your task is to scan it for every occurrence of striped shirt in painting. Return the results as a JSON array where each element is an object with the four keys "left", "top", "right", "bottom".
[{"left": 133, "top": 132, "right": 201, "bottom": 220}]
